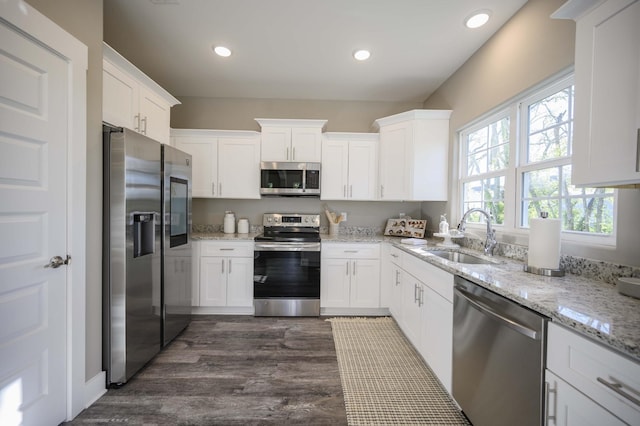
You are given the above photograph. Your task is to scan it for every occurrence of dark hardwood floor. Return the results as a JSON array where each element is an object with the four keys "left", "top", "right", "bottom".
[{"left": 68, "top": 316, "right": 347, "bottom": 425}]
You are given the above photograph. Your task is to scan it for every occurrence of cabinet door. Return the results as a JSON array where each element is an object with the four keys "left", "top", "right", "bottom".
[
  {"left": 573, "top": 0, "right": 640, "bottom": 186},
  {"left": 218, "top": 137, "right": 261, "bottom": 199},
  {"left": 291, "top": 127, "right": 322, "bottom": 161},
  {"left": 320, "top": 259, "right": 351, "bottom": 308},
  {"left": 199, "top": 256, "right": 226, "bottom": 306},
  {"left": 401, "top": 273, "right": 422, "bottom": 347},
  {"left": 420, "top": 285, "right": 453, "bottom": 392},
  {"left": 348, "top": 140, "right": 378, "bottom": 200},
  {"left": 389, "top": 265, "right": 403, "bottom": 317},
  {"left": 103, "top": 60, "right": 138, "bottom": 130},
  {"left": 139, "top": 85, "right": 171, "bottom": 144},
  {"left": 173, "top": 137, "right": 217, "bottom": 198},
  {"left": 545, "top": 370, "right": 626, "bottom": 426},
  {"left": 379, "top": 122, "right": 409, "bottom": 200},
  {"left": 225, "top": 257, "right": 254, "bottom": 307},
  {"left": 261, "top": 127, "right": 291, "bottom": 161},
  {"left": 350, "top": 259, "right": 381, "bottom": 308},
  {"left": 321, "top": 140, "right": 349, "bottom": 200}
]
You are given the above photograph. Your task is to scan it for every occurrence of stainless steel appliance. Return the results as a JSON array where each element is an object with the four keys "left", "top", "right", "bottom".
[
  {"left": 452, "top": 276, "right": 547, "bottom": 426},
  {"left": 161, "top": 145, "right": 192, "bottom": 346},
  {"left": 103, "top": 125, "right": 192, "bottom": 386},
  {"left": 254, "top": 213, "right": 321, "bottom": 316},
  {"left": 260, "top": 162, "right": 321, "bottom": 196}
]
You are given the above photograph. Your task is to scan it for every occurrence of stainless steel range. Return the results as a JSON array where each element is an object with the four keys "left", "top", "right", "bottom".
[{"left": 253, "top": 213, "right": 321, "bottom": 316}]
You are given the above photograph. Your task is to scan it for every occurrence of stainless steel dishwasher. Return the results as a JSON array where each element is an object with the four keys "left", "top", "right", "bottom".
[{"left": 452, "top": 276, "right": 547, "bottom": 426}]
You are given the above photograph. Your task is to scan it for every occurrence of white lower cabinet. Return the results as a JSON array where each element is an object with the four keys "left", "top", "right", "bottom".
[
  {"left": 546, "top": 322, "right": 640, "bottom": 425},
  {"left": 545, "top": 370, "right": 626, "bottom": 426},
  {"left": 196, "top": 241, "right": 254, "bottom": 313},
  {"left": 387, "top": 246, "right": 403, "bottom": 316},
  {"left": 420, "top": 284, "right": 452, "bottom": 392},
  {"left": 321, "top": 243, "right": 382, "bottom": 314},
  {"left": 387, "top": 244, "right": 453, "bottom": 392}
]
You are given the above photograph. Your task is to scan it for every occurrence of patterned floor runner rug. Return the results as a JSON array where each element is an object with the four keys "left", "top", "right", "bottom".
[{"left": 328, "top": 316, "right": 470, "bottom": 425}]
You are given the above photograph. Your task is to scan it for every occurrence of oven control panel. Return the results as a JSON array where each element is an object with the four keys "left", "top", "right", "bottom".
[{"left": 262, "top": 213, "right": 320, "bottom": 228}]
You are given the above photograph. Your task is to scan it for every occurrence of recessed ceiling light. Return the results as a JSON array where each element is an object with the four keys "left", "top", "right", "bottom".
[
  {"left": 213, "top": 46, "right": 232, "bottom": 57},
  {"left": 353, "top": 49, "right": 371, "bottom": 61},
  {"left": 465, "top": 10, "right": 491, "bottom": 29}
]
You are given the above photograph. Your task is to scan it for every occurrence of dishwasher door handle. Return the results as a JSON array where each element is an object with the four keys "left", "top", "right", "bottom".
[{"left": 455, "top": 287, "right": 540, "bottom": 340}]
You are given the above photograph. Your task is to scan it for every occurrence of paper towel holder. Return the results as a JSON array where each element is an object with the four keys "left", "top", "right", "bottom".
[{"left": 524, "top": 210, "right": 565, "bottom": 277}]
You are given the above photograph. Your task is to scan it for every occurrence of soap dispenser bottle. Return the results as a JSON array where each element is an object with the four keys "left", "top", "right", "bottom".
[{"left": 439, "top": 214, "right": 449, "bottom": 234}]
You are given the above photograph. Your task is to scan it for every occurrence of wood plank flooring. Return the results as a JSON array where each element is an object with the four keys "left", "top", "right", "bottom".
[{"left": 68, "top": 316, "right": 347, "bottom": 425}]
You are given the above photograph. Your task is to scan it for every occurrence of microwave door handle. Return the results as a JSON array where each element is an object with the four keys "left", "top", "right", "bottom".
[{"left": 302, "top": 166, "right": 306, "bottom": 191}]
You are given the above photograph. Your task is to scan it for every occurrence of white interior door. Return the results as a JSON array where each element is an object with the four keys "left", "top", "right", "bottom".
[{"left": 0, "top": 21, "right": 69, "bottom": 426}]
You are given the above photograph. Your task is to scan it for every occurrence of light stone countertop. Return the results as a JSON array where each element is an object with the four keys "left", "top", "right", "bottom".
[{"left": 192, "top": 231, "right": 640, "bottom": 362}]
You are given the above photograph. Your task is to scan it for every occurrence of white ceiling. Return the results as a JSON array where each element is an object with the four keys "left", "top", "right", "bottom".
[{"left": 103, "top": 0, "right": 527, "bottom": 103}]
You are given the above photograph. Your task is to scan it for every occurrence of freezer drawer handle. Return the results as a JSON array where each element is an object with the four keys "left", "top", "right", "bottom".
[
  {"left": 597, "top": 376, "right": 640, "bottom": 406},
  {"left": 455, "top": 286, "right": 539, "bottom": 340}
]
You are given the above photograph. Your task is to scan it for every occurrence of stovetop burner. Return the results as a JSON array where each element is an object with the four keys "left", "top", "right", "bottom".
[{"left": 255, "top": 213, "right": 321, "bottom": 243}]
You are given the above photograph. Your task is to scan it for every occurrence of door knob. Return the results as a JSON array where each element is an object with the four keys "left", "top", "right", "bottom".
[{"left": 45, "top": 255, "right": 71, "bottom": 269}]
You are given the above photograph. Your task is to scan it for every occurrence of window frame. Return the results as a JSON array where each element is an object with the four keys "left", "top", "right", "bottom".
[{"left": 457, "top": 70, "right": 617, "bottom": 247}]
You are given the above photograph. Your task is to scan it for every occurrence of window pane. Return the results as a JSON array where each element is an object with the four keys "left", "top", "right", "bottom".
[
  {"left": 562, "top": 196, "right": 614, "bottom": 234},
  {"left": 560, "top": 165, "right": 615, "bottom": 234},
  {"left": 462, "top": 177, "right": 505, "bottom": 225},
  {"left": 527, "top": 86, "right": 573, "bottom": 163},
  {"left": 523, "top": 167, "right": 560, "bottom": 199},
  {"left": 527, "top": 124, "right": 570, "bottom": 162},
  {"left": 521, "top": 199, "right": 560, "bottom": 228},
  {"left": 465, "top": 116, "right": 509, "bottom": 177},
  {"left": 467, "top": 151, "right": 487, "bottom": 175},
  {"left": 489, "top": 145, "right": 509, "bottom": 171},
  {"left": 468, "top": 128, "right": 487, "bottom": 154},
  {"left": 521, "top": 165, "right": 614, "bottom": 235}
]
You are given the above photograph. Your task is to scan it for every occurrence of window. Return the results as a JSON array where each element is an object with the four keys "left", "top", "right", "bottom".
[
  {"left": 459, "top": 73, "right": 616, "bottom": 243},
  {"left": 460, "top": 115, "right": 509, "bottom": 225}
]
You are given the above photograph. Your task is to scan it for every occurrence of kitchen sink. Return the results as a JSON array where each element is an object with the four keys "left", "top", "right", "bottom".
[{"left": 426, "top": 250, "right": 493, "bottom": 265}]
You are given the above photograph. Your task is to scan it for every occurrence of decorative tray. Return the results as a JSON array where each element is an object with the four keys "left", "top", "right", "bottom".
[{"left": 384, "top": 218, "right": 426, "bottom": 238}]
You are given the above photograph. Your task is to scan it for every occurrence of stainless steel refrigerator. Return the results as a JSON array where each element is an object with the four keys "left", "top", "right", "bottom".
[{"left": 103, "top": 125, "right": 192, "bottom": 386}]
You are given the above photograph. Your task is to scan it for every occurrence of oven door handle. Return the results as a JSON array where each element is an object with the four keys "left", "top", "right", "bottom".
[{"left": 254, "top": 242, "right": 321, "bottom": 252}]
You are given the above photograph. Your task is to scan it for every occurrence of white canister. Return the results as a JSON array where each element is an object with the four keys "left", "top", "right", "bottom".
[
  {"left": 223, "top": 211, "right": 235, "bottom": 234},
  {"left": 237, "top": 218, "right": 249, "bottom": 234}
]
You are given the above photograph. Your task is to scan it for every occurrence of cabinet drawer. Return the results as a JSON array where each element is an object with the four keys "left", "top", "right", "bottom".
[
  {"left": 322, "top": 243, "right": 380, "bottom": 259},
  {"left": 403, "top": 253, "right": 453, "bottom": 302},
  {"left": 389, "top": 245, "right": 403, "bottom": 266},
  {"left": 547, "top": 323, "right": 640, "bottom": 425},
  {"left": 199, "top": 241, "right": 253, "bottom": 257}
]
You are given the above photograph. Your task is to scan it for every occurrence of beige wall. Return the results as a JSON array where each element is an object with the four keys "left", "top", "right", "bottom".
[
  {"left": 171, "top": 97, "right": 422, "bottom": 132},
  {"left": 422, "top": 0, "right": 639, "bottom": 267},
  {"left": 26, "top": 0, "right": 104, "bottom": 379}
]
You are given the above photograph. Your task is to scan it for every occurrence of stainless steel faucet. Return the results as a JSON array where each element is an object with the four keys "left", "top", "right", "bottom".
[{"left": 457, "top": 208, "right": 497, "bottom": 256}]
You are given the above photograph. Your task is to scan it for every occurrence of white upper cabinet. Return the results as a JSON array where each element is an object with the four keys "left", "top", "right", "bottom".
[
  {"left": 374, "top": 109, "right": 452, "bottom": 201},
  {"left": 102, "top": 43, "right": 179, "bottom": 144},
  {"left": 171, "top": 129, "right": 261, "bottom": 199},
  {"left": 255, "top": 118, "right": 327, "bottom": 162},
  {"left": 554, "top": 0, "right": 640, "bottom": 187},
  {"left": 321, "top": 133, "right": 378, "bottom": 200}
]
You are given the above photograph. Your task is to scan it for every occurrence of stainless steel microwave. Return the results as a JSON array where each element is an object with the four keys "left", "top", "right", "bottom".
[{"left": 260, "top": 162, "right": 321, "bottom": 196}]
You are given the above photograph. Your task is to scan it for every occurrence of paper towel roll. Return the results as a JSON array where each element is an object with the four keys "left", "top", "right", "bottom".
[{"left": 528, "top": 217, "right": 561, "bottom": 270}]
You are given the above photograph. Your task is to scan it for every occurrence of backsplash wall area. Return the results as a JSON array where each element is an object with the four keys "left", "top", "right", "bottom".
[{"left": 193, "top": 198, "right": 423, "bottom": 233}]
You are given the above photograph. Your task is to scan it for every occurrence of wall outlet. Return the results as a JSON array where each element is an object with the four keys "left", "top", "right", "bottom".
[{"left": 340, "top": 212, "right": 347, "bottom": 221}]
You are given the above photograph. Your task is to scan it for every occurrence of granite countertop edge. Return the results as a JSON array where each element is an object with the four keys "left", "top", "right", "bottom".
[{"left": 192, "top": 232, "right": 640, "bottom": 362}]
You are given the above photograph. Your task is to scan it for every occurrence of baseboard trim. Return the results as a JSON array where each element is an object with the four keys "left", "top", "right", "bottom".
[
  {"left": 321, "top": 307, "right": 390, "bottom": 316},
  {"left": 83, "top": 371, "right": 107, "bottom": 409}
]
